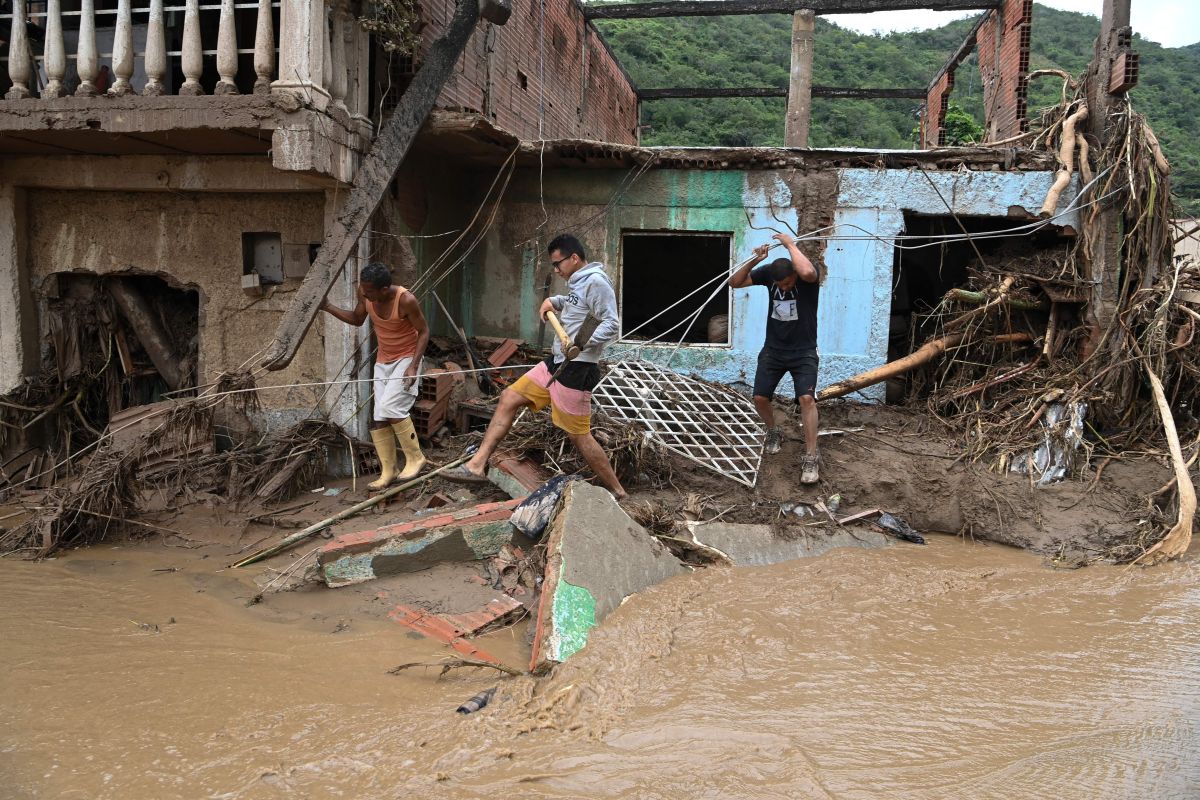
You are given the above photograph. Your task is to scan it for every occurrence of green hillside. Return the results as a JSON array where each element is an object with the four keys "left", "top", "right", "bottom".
[{"left": 594, "top": 4, "right": 1200, "bottom": 214}]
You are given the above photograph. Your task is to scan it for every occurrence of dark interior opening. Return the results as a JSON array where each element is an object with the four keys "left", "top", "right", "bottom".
[
  {"left": 621, "top": 232, "right": 730, "bottom": 345},
  {"left": 48, "top": 272, "right": 200, "bottom": 432},
  {"left": 888, "top": 213, "right": 1071, "bottom": 401}
]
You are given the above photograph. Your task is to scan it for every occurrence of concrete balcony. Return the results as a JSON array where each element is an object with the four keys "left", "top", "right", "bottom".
[{"left": 0, "top": 0, "right": 372, "bottom": 180}]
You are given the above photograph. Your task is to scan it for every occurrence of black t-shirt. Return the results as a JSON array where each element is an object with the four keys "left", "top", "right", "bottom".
[{"left": 750, "top": 266, "right": 819, "bottom": 354}]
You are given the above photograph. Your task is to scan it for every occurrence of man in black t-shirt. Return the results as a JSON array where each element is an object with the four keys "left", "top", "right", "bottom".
[{"left": 729, "top": 231, "right": 822, "bottom": 484}]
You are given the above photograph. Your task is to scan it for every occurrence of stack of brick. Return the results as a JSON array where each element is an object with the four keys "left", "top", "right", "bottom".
[
  {"left": 411, "top": 368, "right": 455, "bottom": 439},
  {"left": 414, "top": 0, "right": 639, "bottom": 144},
  {"left": 978, "top": 0, "right": 1033, "bottom": 141}
]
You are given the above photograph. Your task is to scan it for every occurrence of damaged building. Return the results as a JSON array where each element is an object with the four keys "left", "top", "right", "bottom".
[
  {"left": 1, "top": 0, "right": 1195, "bottom": 722},
  {"left": 2, "top": 0, "right": 1070, "bottom": 439}
]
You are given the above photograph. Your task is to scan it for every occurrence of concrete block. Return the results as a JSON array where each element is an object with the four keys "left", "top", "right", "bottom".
[
  {"left": 530, "top": 483, "right": 686, "bottom": 672},
  {"left": 686, "top": 522, "right": 888, "bottom": 567},
  {"left": 487, "top": 455, "right": 550, "bottom": 500},
  {"left": 318, "top": 499, "right": 520, "bottom": 587}
]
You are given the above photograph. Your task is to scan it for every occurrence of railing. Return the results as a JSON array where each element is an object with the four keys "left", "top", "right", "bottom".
[{"left": 2, "top": 0, "right": 363, "bottom": 114}]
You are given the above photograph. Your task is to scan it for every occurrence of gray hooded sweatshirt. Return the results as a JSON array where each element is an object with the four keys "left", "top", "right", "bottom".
[{"left": 548, "top": 262, "right": 620, "bottom": 364}]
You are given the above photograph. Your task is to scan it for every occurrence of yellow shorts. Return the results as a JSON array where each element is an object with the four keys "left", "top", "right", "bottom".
[{"left": 511, "top": 361, "right": 592, "bottom": 435}]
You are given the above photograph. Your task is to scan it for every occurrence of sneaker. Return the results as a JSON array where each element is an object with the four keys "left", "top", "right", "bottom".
[
  {"left": 764, "top": 427, "right": 783, "bottom": 455},
  {"left": 800, "top": 453, "right": 820, "bottom": 485}
]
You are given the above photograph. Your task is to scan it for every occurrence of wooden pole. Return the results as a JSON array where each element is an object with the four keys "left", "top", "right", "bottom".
[
  {"left": 785, "top": 9, "right": 815, "bottom": 148},
  {"left": 817, "top": 333, "right": 1032, "bottom": 401},
  {"left": 260, "top": 0, "right": 510, "bottom": 371},
  {"left": 108, "top": 280, "right": 187, "bottom": 390}
]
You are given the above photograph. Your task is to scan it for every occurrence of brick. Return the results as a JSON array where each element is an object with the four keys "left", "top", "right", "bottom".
[
  {"left": 318, "top": 498, "right": 522, "bottom": 587},
  {"left": 388, "top": 604, "right": 509, "bottom": 667},
  {"left": 418, "top": 368, "right": 455, "bottom": 403},
  {"left": 411, "top": 397, "right": 449, "bottom": 438},
  {"left": 441, "top": 595, "right": 525, "bottom": 635},
  {"left": 486, "top": 338, "right": 520, "bottom": 368},
  {"left": 487, "top": 455, "right": 550, "bottom": 500}
]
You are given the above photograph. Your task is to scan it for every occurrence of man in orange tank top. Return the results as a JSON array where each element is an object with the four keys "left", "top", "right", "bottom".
[{"left": 319, "top": 262, "right": 430, "bottom": 490}]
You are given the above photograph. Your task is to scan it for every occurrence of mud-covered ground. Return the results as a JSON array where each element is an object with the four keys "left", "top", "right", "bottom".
[{"left": 633, "top": 400, "right": 1172, "bottom": 566}]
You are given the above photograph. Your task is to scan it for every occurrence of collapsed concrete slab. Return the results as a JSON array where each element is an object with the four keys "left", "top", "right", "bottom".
[
  {"left": 530, "top": 482, "right": 686, "bottom": 672},
  {"left": 318, "top": 499, "right": 520, "bottom": 588},
  {"left": 686, "top": 522, "right": 888, "bottom": 567}
]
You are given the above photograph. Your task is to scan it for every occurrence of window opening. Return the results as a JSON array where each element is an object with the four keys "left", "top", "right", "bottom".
[{"left": 621, "top": 231, "right": 731, "bottom": 345}]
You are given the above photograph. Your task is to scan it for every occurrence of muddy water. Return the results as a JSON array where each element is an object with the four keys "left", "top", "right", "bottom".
[{"left": 2, "top": 536, "right": 1198, "bottom": 799}]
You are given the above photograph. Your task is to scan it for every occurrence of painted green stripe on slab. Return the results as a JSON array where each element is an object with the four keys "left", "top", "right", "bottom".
[{"left": 550, "top": 573, "right": 597, "bottom": 662}]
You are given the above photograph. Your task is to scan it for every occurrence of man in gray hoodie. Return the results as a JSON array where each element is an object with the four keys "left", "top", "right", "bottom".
[{"left": 446, "top": 233, "right": 626, "bottom": 499}]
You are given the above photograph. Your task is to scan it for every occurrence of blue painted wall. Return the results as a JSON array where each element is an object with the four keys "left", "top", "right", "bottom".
[{"left": 479, "top": 166, "right": 1079, "bottom": 400}]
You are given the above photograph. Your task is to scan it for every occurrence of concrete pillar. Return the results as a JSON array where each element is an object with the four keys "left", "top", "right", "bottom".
[
  {"left": 1084, "top": 0, "right": 1131, "bottom": 348},
  {"left": 784, "top": 9, "right": 814, "bottom": 148},
  {"left": 321, "top": 190, "right": 369, "bottom": 443},
  {"left": 273, "top": 0, "right": 331, "bottom": 106},
  {"left": 0, "top": 185, "right": 37, "bottom": 394}
]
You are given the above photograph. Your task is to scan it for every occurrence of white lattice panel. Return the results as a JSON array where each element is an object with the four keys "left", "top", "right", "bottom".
[{"left": 593, "top": 361, "right": 765, "bottom": 487}]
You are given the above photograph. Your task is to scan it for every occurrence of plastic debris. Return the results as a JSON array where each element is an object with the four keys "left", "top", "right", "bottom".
[
  {"left": 874, "top": 512, "right": 926, "bottom": 545},
  {"left": 456, "top": 687, "right": 497, "bottom": 715},
  {"left": 1011, "top": 402, "right": 1088, "bottom": 486},
  {"left": 509, "top": 475, "right": 579, "bottom": 539},
  {"left": 780, "top": 501, "right": 815, "bottom": 518}
]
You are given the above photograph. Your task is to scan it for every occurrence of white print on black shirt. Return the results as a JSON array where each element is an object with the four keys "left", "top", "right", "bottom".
[{"left": 772, "top": 298, "right": 798, "bottom": 322}]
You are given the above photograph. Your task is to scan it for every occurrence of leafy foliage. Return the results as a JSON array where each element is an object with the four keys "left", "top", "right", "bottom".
[
  {"left": 360, "top": 0, "right": 422, "bottom": 55},
  {"left": 944, "top": 101, "right": 984, "bottom": 145},
  {"left": 595, "top": 4, "right": 1200, "bottom": 214}
]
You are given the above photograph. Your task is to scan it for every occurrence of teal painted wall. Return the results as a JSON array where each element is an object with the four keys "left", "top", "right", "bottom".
[{"left": 454, "top": 164, "right": 1071, "bottom": 398}]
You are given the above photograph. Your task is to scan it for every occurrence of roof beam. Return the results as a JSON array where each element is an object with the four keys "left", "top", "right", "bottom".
[
  {"left": 585, "top": 0, "right": 1000, "bottom": 21},
  {"left": 638, "top": 86, "right": 927, "bottom": 99}
]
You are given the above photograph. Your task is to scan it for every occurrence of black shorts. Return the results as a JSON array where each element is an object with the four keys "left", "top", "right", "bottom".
[
  {"left": 754, "top": 348, "right": 819, "bottom": 400},
  {"left": 542, "top": 356, "right": 601, "bottom": 393}
]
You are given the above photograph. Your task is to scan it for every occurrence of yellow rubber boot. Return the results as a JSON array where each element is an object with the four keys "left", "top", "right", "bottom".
[
  {"left": 368, "top": 427, "right": 398, "bottom": 491},
  {"left": 392, "top": 417, "right": 427, "bottom": 480}
]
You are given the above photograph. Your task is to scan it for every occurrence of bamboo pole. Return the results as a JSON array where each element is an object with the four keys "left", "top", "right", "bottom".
[{"left": 231, "top": 455, "right": 469, "bottom": 567}]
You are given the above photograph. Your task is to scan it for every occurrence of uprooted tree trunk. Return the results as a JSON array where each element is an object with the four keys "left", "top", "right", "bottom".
[
  {"left": 1135, "top": 367, "right": 1196, "bottom": 565},
  {"left": 818, "top": 333, "right": 1033, "bottom": 401}
]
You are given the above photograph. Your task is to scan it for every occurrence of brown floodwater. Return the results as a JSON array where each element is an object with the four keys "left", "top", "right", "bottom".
[{"left": 2, "top": 533, "right": 1198, "bottom": 799}]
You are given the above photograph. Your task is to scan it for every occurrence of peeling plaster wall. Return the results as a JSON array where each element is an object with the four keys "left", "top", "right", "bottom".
[
  {"left": 459, "top": 165, "right": 1078, "bottom": 400},
  {"left": 25, "top": 190, "right": 328, "bottom": 410}
]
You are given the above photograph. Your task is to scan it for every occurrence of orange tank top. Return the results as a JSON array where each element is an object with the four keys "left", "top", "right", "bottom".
[{"left": 366, "top": 287, "right": 419, "bottom": 363}]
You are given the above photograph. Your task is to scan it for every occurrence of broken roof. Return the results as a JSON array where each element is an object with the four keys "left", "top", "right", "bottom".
[{"left": 419, "top": 111, "right": 1058, "bottom": 172}]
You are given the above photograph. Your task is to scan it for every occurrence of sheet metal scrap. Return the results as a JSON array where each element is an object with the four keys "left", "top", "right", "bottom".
[{"left": 592, "top": 360, "right": 765, "bottom": 487}]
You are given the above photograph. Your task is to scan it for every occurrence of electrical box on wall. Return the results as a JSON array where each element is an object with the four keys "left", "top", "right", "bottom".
[{"left": 241, "top": 232, "right": 284, "bottom": 285}]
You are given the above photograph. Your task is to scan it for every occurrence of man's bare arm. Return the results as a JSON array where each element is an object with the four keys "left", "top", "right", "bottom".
[
  {"left": 398, "top": 291, "right": 430, "bottom": 382},
  {"left": 319, "top": 285, "right": 368, "bottom": 326},
  {"left": 729, "top": 243, "right": 772, "bottom": 289},
  {"left": 775, "top": 232, "right": 818, "bottom": 284}
]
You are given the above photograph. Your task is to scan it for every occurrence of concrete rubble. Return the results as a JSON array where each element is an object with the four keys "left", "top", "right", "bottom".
[
  {"left": 530, "top": 482, "right": 687, "bottom": 673},
  {"left": 318, "top": 499, "right": 520, "bottom": 588},
  {"left": 685, "top": 521, "right": 888, "bottom": 567}
]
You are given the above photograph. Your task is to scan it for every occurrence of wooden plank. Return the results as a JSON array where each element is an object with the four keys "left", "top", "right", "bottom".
[
  {"left": 108, "top": 280, "right": 187, "bottom": 390},
  {"left": 260, "top": 0, "right": 500, "bottom": 371},
  {"left": 585, "top": 0, "right": 1000, "bottom": 20}
]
